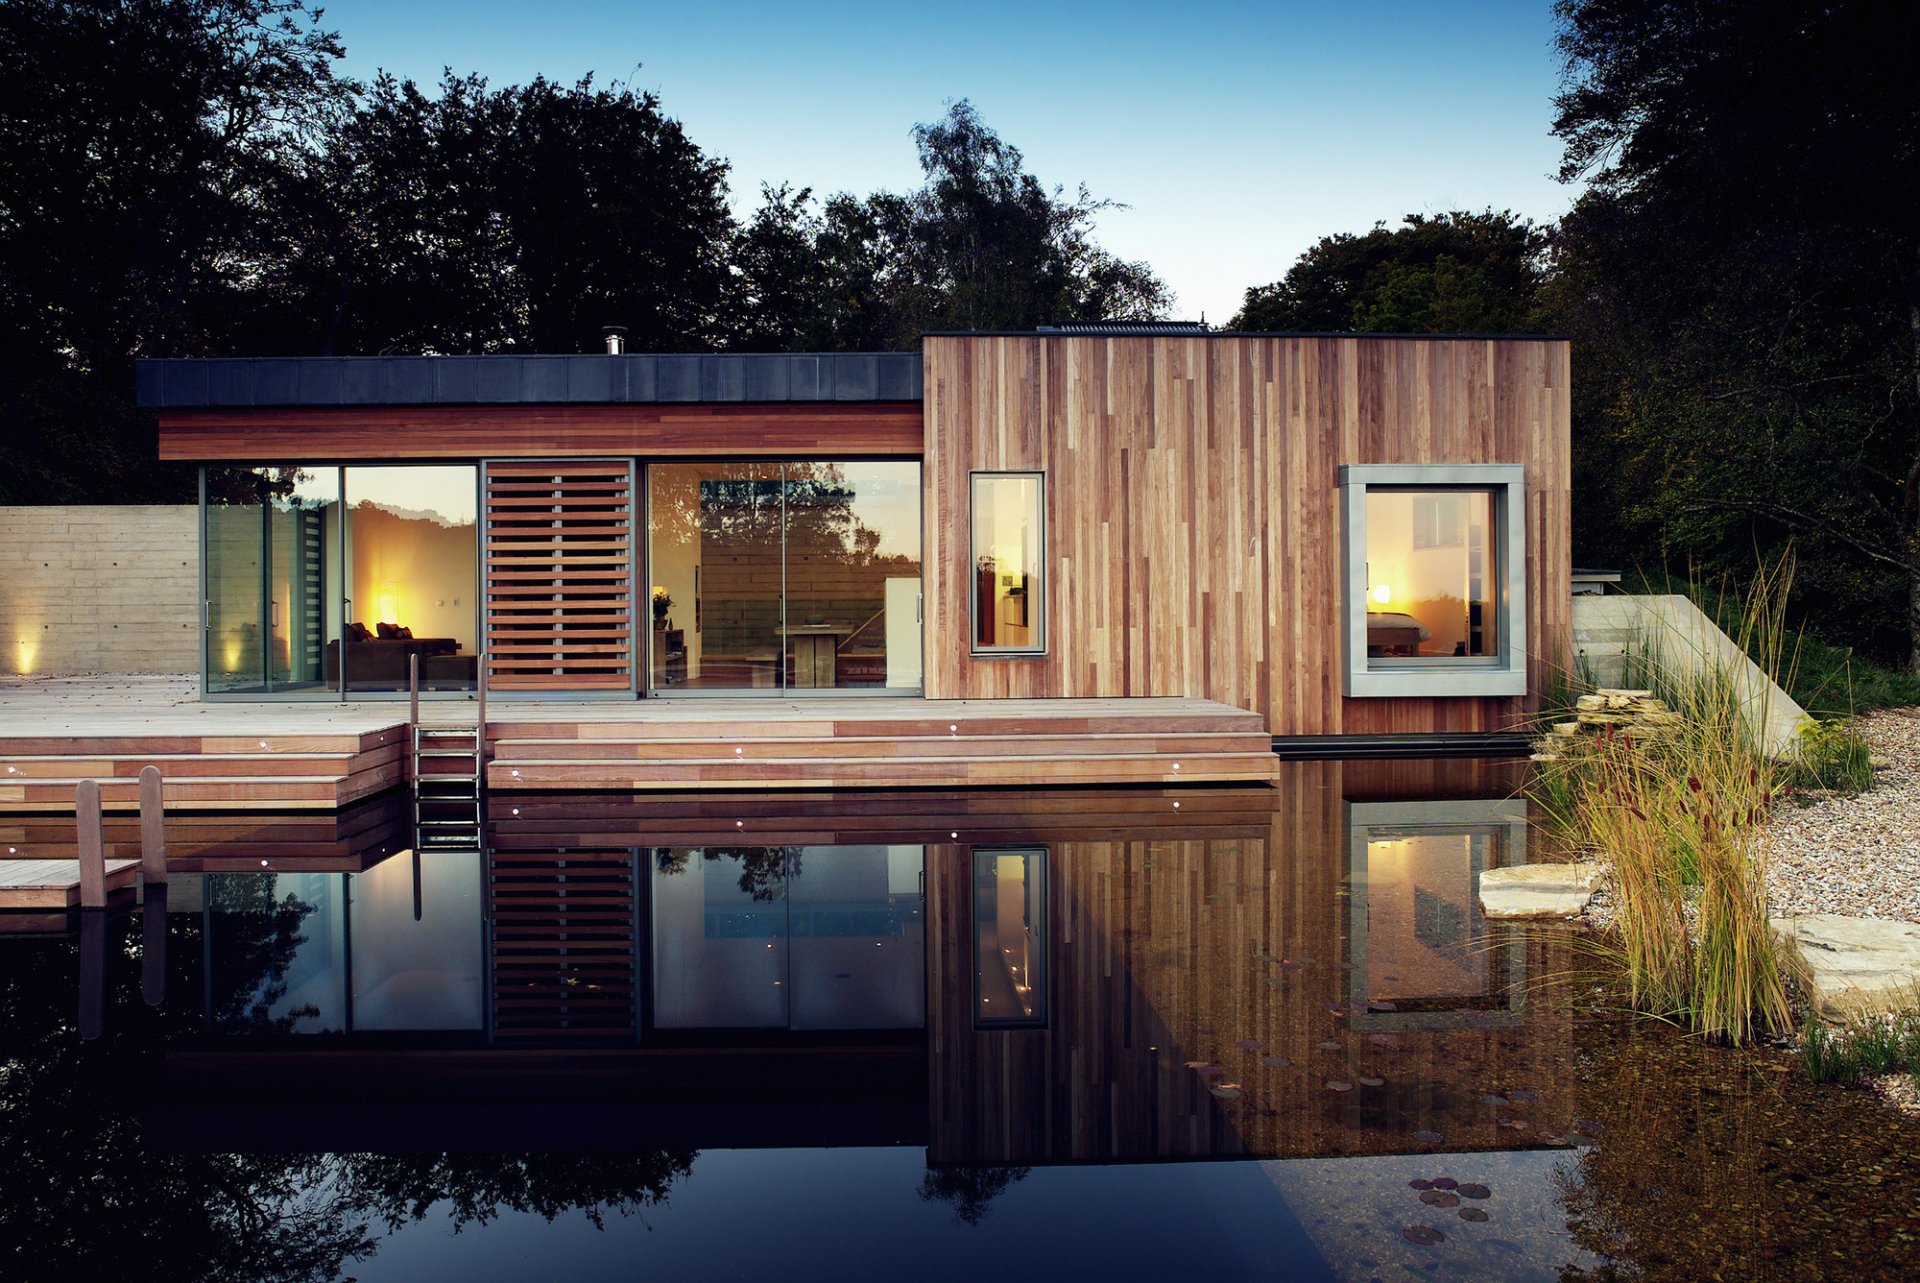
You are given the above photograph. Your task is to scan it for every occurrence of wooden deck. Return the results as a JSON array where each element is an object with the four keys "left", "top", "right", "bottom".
[
  {"left": 0, "top": 857, "right": 139, "bottom": 909},
  {"left": 486, "top": 696, "right": 1278, "bottom": 791},
  {"left": 0, "top": 677, "right": 1277, "bottom": 810},
  {"left": 0, "top": 677, "right": 407, "bottom": 811}
]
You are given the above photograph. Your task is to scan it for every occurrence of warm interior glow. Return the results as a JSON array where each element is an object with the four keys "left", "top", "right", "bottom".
[
  {"left": 376, "top": 581, "right": 399, "bottom": 625},
  {"left": 12, "top": 638, "right": 36, "bottom": 674},
  {"left": 1363, "top": 489, "right": 1496, "bottom": 660},
  {"left": 972, "top": 474, "right": 1042, "bottom": 651}
]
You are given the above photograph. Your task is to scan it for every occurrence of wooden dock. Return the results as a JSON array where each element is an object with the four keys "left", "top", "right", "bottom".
[
  {"left": 0, "top": 677, "right": 1277, "bottom": 810},
  {"left": 0, "top": 857, "right": 139, "bottom": 909}
]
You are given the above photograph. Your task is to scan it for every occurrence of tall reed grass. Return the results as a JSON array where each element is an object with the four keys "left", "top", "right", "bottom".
[{"left": 1535, "top": 556, "right": 1803, "bottom": 1043}]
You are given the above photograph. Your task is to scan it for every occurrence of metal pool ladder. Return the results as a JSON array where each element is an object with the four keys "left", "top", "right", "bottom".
[{"left": 409, "top": 655, "right": 485, "bottom": 852}]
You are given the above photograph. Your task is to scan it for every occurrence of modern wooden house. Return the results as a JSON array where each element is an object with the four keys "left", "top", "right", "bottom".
[{"left": 132, "top": 327, "right": 1569, "bottom": 783}]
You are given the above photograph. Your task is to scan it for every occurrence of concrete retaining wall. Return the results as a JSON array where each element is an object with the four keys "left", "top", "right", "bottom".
[
  {"left": 0, "top": 505, "right": 199, "bottom": 675},
  {"left": 1572, "top": 593, "right": 1807, "bottom": 756}
]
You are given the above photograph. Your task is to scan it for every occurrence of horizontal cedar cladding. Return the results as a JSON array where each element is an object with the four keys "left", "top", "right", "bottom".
[
  {"left": 156, "top": 402, "right": 924, "bottom": 461},
  {"left": 919, "top": 334, "right": 1572, "bottom": 737}
]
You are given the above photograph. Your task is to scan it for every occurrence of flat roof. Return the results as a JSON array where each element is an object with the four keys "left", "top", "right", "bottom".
[
  {"left": 135, "top": 352, "right": 922, "bottom": 409},
  {"left": 136, "top": 332, "right": 1570, "bottom": 410}
]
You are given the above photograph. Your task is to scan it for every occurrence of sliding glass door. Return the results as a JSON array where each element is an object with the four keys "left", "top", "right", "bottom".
[
  {"left": 201, "top": 464, "right": 478, "bottom": 698},
  {"left": 203, "top": 466, "right": 341, "bottom": 695},
  {"left": 646, "top": 461, "right": 921, "bottom": 693}
]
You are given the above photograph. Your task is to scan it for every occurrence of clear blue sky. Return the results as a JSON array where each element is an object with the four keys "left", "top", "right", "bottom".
[{"left": 314, "top": 0, "right": 1576, "bottom": 324}]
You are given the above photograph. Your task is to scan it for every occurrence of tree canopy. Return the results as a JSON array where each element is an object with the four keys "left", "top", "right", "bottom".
[
  {"left": 1548, "top": 0, "right": 1920, "bottom": 669},
  {"left": 1229, "top": 211, "right": 1550, "bottom": 334}
]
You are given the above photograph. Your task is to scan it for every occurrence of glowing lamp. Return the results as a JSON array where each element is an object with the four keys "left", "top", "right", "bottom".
[
  {"left": 377, "top": 581, "right": 399, "bottom": 624},
  {"left": 1370, "top": 583, "right": 1392, "bottom": 606}
]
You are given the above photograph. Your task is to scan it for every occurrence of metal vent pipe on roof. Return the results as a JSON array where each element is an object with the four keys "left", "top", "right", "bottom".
[{"left": 603, "top": 326, "right": 627, "bottom": 355}]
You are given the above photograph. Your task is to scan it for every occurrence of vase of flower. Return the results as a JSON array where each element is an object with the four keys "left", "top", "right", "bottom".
[{"left": 652, "top": 585, "right": 672, "bottom": 627}]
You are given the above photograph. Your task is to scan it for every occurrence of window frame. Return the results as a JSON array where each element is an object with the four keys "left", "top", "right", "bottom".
[
  {"left": 1339, "top": 463, "right": 1527, "bottom": 698},
  {"left": 967, "top": 470, "right": 1048, "bottom": 658}
]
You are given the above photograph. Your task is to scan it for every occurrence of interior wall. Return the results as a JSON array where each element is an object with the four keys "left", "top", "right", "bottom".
[
  {"left": 0, "top": 505, "right": 199, "bottom": 675},
  {"left": 921, "top": 336, "right": 1572, "bottom": 736},
  {"left": 348, "top": 504, "right": 477, "bottom": 649}
]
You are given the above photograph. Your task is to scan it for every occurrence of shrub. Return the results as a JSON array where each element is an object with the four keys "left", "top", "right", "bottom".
[{"left": 1786, "top": 717, "right": 1875, "bottom": 795}]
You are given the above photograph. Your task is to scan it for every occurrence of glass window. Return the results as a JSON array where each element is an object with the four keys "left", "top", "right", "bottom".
[
  {"left": 972, "top": 847, "right": 1046, "bottom": 1028},
  {"left": 969, "top": 473, "right": 1045, "bottom": 655},
  {"left": 1340, "top": 465, "right": 1526, "bottom": 698},
  {"left": 1363, "top": 489, "right": 1497, "bottom": 661},
  {"left": 342, "top": 466, "right": 479, "bottom": 692},
  {"left": 203, "top": 466, "right": 342, "bottom": 695},
  {"left": 646, "top": 462, "right": 923, "bottom": 692}
]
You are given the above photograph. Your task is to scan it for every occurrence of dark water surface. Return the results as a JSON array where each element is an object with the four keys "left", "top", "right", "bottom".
[{"left": 3, "top": 760, "right": 1918, "bottom": 1282}]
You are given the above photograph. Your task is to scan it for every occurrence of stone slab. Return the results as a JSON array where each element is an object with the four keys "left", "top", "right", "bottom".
[
  {"left": 1478, "top": 862, "right": 1607, "bottom": 920},
  {"left": 1771, "top": 914, "right": 1920, "bottom": 1022}
]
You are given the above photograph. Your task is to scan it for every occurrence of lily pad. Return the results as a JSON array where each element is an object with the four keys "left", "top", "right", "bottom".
[
  {"left": 1325, "top": 1079, "right": 1354, "bottom": 1092},
  {"left": 1402, "top": 1226, "right": 1445, "bottom": 1246},
  {"left": 1497, "top": 1117, "right": 1530, "bottom": 1131},
  {"left": 1456, "top": 1183, "right": 1491, "bottom": 1200},
  {"left": 1210, "top": 1085, "right": 1242, "bottom": 1099},
  {"left": 1408, "top": 1178, "right": 1434, "bottom": 1190},
  {"left": 1317, "top": 1040, "right": 1342, "bottom": 1051},
  {"left": 1236, "top": 1039, "right": 1262, "bottom": 1050},
  {"left": 1262, "top": 1056, "right": 1291, "bottom": 1068},
  {"left": 1412, "top": 1130, "right": 1444, "bottom": 1144},
  {"left": 1419, "top": 1190, "right": 1461, "bottom": 1208},
  {"left": 1431, "top": 1177, "right": 1458, "bottom": 1190},
  {"left": 1508, "top": 1089, "right": 1539, "bottom": 1103},
  {"left": 1368, "top": 999, "right": 1398, "bottom": 1012},
  {"left": 1458, "top": 1207, "right": 1489, "bottom": 1223},
  {"left": 1479, "top": 1093, "right": 1509, "bottom": 1107},
  {"left": 1358, "top": 1074, "right": 1385, "bottom": 1087}
]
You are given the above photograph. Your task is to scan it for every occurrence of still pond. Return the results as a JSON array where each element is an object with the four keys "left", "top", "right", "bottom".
[{"left": 3, "top": 760, "right": 1917, "bottom": 1281}]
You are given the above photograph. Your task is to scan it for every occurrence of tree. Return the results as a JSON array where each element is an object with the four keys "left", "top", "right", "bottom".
[
  {"left": 1230, "top": 211, "right": 1550, "bottom": 333},
  {"left": 734, "top": 102, "right": 1173, "bottom": 350},
  {"left": 1550, "top": 0, "right": 1920, "bottom": 670},
  {"left": 301, "top": 72, "right": 736, "bottom": 355},
  {"left": 0, "top": 0, "right": 353, "bottom": 501}
]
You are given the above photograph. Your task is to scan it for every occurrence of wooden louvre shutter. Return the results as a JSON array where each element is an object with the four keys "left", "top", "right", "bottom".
[{"left": 484, "top": 460, "right": 635, "bottom": 691}]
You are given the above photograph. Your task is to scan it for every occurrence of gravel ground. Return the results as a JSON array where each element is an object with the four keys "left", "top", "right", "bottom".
[{"left": 1767, "top": 709, "right": 1920, "bottom": 922}]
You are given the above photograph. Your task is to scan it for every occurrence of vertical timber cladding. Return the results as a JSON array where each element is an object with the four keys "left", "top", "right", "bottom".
[
  {"left": 483, "top": 460, "right": 636, "bottom": 692},
  {"left": 922, "top": 335, "right": 1571, "bottom": 736}
]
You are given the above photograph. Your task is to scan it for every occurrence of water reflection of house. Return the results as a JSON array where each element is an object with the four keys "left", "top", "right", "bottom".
[{"left": 158, "top": 765, "right": 1575, "bottom": 1171}]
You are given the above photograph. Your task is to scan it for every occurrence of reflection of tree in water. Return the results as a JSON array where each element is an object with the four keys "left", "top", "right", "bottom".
[
  {"left": 207, "top": 875, "right": 323, "bottom": 1033},
  {"left": 0, "top": 917, "right": 700, "bottom": 1282},
  {"left": 918, "top": 1165, "right": 1029, "bottom": 1226},
  {"left": 655, "top": 846, "right": 804, "bottom": 902},
  {"left": 341, "top": 1150, "right": 697, "bottom": 1232}
]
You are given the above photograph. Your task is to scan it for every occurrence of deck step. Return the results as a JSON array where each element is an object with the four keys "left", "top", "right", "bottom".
[
  {"left": 486, "top": 731, "right": 1269, "bottom": 762},
  {"left": 489, "top": 750, "right": 1278, "bottom": 790}
]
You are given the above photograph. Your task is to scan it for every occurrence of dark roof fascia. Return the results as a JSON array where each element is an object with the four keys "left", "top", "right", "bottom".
[
  {"left": 134, "top": 352, "right": 923, "bottom": 410},
  {"left": 920, "top": 330, "right": 1574, "bottom": 341}
]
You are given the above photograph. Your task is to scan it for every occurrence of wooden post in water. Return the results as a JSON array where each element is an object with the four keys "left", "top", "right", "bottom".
[
  {"left": 142, "top": 883, "right": 168, "bottom": 1008},
  {"left": 138, "top": 765, "right": 166, "bottom": 884},
  {"left": 79, "top": 906, "right": 105, "bottom": 1040},
  {"left": 409, "top": 652, "right": 421, "bottom": 728},
  {"left": 76, "top": 778, "right": 105, "bottom": 910}
]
